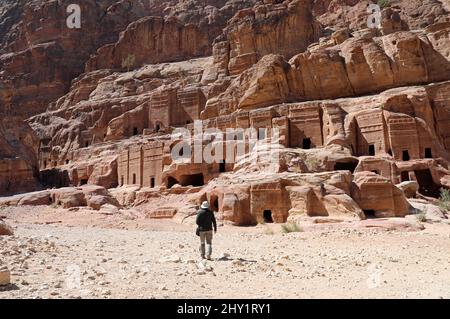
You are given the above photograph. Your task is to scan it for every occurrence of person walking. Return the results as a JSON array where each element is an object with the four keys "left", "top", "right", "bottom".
[{"left": 196, "top": 201, "right": 217, "bottom": 260}]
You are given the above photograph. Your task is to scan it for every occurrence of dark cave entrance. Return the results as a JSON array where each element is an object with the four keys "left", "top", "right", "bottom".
[
  {"left": 133, "top": 127, "right": 138, "bottom": 136},
  {"left": 219, "top": 161, "right": 226, "bottom": 173},
  {"left": 179, "top": 173, "right": 204, "bottom": 187},
  {"left": 402, "top": 150, "right": 410, "bottom": 161},
  {"left": 150, "top": 177, "right": 155, "bottom": 188},
  {"left": 368, "top": 144, "right": 375, "bottom": 156},
  {"left": 79, "top": 179, "right": 88, "bottom": 186},
  {"left": 167, "top": 176, "right": 179, "bottom": 188},
  {"left": 334, "top": 161, "right": 358, "bottom": 173},
  {"left": 263, "top": 210, "right": 273, "bottom": 223},
  {"left": 363, "top": 210, "right": 376, "bottom": 219},
  {"left": 302, "top": 138, "right": 312, "bottom": 150},
  {"left": 425, "top": 148, "right": 433, "bottom": 159},
  {"left": 401, "top": 171, "right": 410, "bottom": 182},
  {"left": 414, "top": 169, "right": 440, "bottom": 198}
]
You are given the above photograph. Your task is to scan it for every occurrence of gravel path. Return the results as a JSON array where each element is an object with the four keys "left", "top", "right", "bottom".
[{"left": 1, "top": 218, "right": 450, "bottom": 299}]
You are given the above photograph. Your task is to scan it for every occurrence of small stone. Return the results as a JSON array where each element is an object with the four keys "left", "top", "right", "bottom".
[
  {"left": 159, "top": 255, "right": 181, "bottom": 263},
  {"left": 232, "top": 259, "right": 244, "bottom": 267},
  {"left": 219, "top": 252, "right": 230, "bottom": 260},
  {"left": 101, "top": 289, "right": 111, "bottom": 296},
  {"left": 0, "top": 269, "right": 11, "bottom": 286}
]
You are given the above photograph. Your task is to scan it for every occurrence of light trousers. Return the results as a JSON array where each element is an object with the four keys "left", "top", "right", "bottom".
[{"left": 199, "top": 230, "right": 213, "bottom": 258}]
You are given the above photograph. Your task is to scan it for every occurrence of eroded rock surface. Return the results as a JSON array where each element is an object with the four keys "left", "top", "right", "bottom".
[{"left": 1, "top": 0, "right": 450, "bottom": 227}]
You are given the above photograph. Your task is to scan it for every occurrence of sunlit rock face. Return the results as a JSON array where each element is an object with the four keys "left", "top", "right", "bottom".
[{"left": 1, "top": 0, "right": 450, "bottom": 224}]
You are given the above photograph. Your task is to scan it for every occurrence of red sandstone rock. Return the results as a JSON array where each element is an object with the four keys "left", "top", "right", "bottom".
[
  {"left": 17, "top": 191, "right": 52, "bottom": 206},
  {"left": 397, "top": 181, "right": 419, "bottom": 198},
  {"left": 86, "top": 16, "right": 210, "bottom": 72},
  {"left": 0, "top": 221, "right": 13, "bottom": 236},
  {"left": 51, "top": 188, "right": 87, "bottom": 209},
  {"left": 88, "top": 196, "right": 115, "bottom": 211},
  {"left": 357, "top": 217, "right": 425, "bottom": 231},
  {"left": 351, "top": 172, "right": 412, "bottom": 218},
  {"left": 1, "top": 0, "right": 450, "bottom": 228},
  {"left": 216, "top": 0, "right": 322, "bottom": 76},
  {"left": 205, "top": 24, "right": 450, "bottom": 115},
  {"left": 0, "top": 118, "right": 40, "bottom": 195},
  {"left": 0, "top": 1, "right": 252, "bottom": 195}
]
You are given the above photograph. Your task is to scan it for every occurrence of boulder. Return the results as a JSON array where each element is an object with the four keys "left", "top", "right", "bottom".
[
  {"left": 409, "top": 199, "right": 448, "bottom": 222},
  {"left": 98, "top": 204, "right": 120, "bottom": 215},
  {"left": 79, "top": 185, "right": 109, "bottom": 198},
  {"left": 18, "top": 191, "right": 52, "bottom": 206},
  {"left": 87, "top": 194, "right": 120, "bottom": 210},
  {"left": 0, "top": 221, "right": 13, "bottom": 236},
  {"left": 109, "top": 185, "right": 140, "bottom": 206},
  {"left": 51, "top": 188, "right": 87, "bottom": 209},
  {"left": 397, "top": 181, "right": 419, "bottom": 198}
]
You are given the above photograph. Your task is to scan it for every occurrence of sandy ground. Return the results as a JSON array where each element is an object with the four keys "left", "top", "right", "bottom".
[{"left": 1, "top": 205, "right": 450, "bottom": 299}]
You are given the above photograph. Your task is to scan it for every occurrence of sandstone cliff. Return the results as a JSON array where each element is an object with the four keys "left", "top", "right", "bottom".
[{"left": 1, "top": 0, "right": 450, "bottom": 225}]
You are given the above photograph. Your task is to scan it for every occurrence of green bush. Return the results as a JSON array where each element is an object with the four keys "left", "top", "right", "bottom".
[
  {"left": 50, "top": 202, "right": 59, "bottom": 209},
  {"left": 121, "top": 54, "right": 136, "bottom": 72},
  {"left": 415, "top": 210, "right": 427, "bottom": 222},
  {"left": 378, "top": 0, "right": 390, "bottom": 8},
  {"left": 281, "top": 222, "right": 303, "bottom": 233},
  {"left": 438, "top": 188, "right": 450, "bottom": 211}
]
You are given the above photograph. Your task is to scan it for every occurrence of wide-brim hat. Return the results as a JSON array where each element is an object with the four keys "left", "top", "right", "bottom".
[{"left": 201, "top": 201, "right": 210, "bottom": 209}]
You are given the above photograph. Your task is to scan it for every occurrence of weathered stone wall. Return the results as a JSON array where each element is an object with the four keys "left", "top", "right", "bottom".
[{"left": 142, "top": 142, "right": 164, "bottom": 188}]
